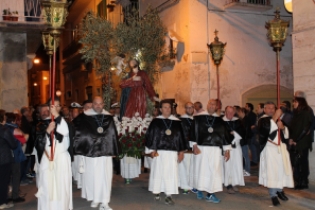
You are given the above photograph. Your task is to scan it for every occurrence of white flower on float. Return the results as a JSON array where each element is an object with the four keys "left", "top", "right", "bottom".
[{"left": 134, "top": 112, "right": 140, "bottom": 117}]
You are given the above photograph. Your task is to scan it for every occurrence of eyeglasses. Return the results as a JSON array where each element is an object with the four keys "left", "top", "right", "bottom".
[{"left": 185, "top": 106, "right": 194, "bottom": 109}]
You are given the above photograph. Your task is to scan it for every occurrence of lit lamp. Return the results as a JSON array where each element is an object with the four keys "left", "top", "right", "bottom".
[
  {"left": 265, "top": 9, "right": 289, "bottom": 145},
  {"left": 40, "top": 0, "right": 69, "bottom": 161},
  {"left": 56, "top": 90, "right": 62, "bottom": 96},
  {"left": 207, "top": 30, "right": 226, "bottom": 100}
]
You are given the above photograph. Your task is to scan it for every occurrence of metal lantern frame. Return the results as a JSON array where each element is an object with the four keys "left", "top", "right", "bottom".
[
  {"left": 207, "top": 30, "right": 226, "bottom": 100},
  {"left": 265, "top": 9, "right": 289, "bottom": 146},
  {"left": 40, "top": 0, "right": 69, "bottom": 161}
]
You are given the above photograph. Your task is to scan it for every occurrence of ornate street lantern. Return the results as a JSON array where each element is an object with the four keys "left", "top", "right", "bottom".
[
  {"left": 41, "top": 31, "right": 56, "bottom": 55},
  {"left": 41, "top": 0, "right": 69, "bottom": 35},
  {"left": 265, "top": 9, "right": 289, "bottom": 145},
  {"left": 265, "top": 9, "right": 290, "bottom": 52},
  {"left": 40, "top": 0, "right": 69, "bottom": 161},
  {"left": 207, "top": 30, "right": 226, "bottom": 100}
]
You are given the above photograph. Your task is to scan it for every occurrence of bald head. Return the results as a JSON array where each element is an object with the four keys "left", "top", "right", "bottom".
[
  {"left": 92, "top": 96, "right": 104, "bottom": 114},
  {"left": 207, "top": 99, "right": 217, "bottom": 114},
  {"left": 184, "top": 102, "right": 194, "bottom": 116}
]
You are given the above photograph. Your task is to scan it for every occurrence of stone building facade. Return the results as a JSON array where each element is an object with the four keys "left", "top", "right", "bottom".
[
  {"left": 0, "top": 0, "right": 44, "bottom": 111},
  {"left": 292, "top": 0, "right": 315, "bottom": 185},
  {"left": 141, "top": 0, "right": 293, "bottom": 113}
]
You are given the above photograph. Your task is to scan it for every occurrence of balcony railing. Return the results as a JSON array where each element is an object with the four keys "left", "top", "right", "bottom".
[
  {"left": 1, "top": 0, "right": 43, "bottom": 22},
  {"left": 227, "top": 0, "right": 270, "bottom": 5},
  {"left": 224, "top": 0, "right": 272, "bottom": 11}
]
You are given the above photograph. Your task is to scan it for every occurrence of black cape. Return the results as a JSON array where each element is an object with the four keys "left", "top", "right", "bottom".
[
  {"left": 145, "top": 117, "right": 188, "bottom": 152},
  {"left": 73, "top": 113, "right": 121, "bottom": 157},
  {"left": 180, "top": 116, "right": 193, "bottom": 149},
  {"left": 190, "top": 114, "right": 232, "bottom": 150},
  {"left": 258, "top": 116, "right": 287, "bottom": 151},
  {"left": 222, "top": 117, "right": 246, "bottom": 147},
  {"left": 34, "top": 116, "right": 69, "bottom": 163}
]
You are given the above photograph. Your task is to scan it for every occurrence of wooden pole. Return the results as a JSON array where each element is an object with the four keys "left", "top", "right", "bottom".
[
  {"left": 50, "top": 35, "right": 57, "bottom": 161},
  {"left": 217, "top": 65, "right": 220, "bottom": 100},
  {"left": 276, "top": 49, "right": 281, "bottom": 146}
]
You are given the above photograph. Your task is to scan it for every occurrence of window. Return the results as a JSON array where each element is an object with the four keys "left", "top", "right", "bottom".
[
  {"left": 97, "top": 0, "right": 107, "bottom": 18},
  {"left": 86, "top": 86, "right": 93, "bottom": 101},
  {"left": 67, "top": 91, "right": 72, "bottom": 99}
]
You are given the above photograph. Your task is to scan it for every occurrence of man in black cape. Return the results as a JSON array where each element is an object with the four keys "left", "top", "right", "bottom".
[
  {"left": 145, "top": 100, "right": 188, "bottom": 205},
  {"left": 73, "top": 96, "right": 121, "bottom": 210}
]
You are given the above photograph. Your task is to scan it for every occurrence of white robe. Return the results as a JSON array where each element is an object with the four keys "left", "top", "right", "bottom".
[
  {"left": 35, "top": 118, "right": 73, "bottom": 210},
  {"left": 259, "top": 117, "right": 294, "bottom": 189},
  {"left": 146, "top": 115, "right": 182, "bottom": 195},
  {"left": 223, "top": 116, "right": 245, "bottom": 187},
  {"left": 146, "top": 148, "right": 179, "bottom": 195},
  {"left": 144, "top": 156, "right": 152, "bottom": 169},
  {"left": 120, "top": 156, "right": 141, "bottom": 179},
  {"left": 189, "top": 146, "right": 229, "bottom": 193},
  {"left": 178, "top": 114, "right": 193, "bottom": 190},
  {"left": 80, "top": 108, "right": 114, "bottom": 205},
  {"left": 81, "top": 156, "right": 113, "bottom": 204},
  {"left": 72, "top": 155, "right": 82, "bottom": 189},
  {"left": 178, "top": 153, "right": 192, "bottom": 190},
  {"left": 189, "top": 112, "right": 232, "bottom": 193}
]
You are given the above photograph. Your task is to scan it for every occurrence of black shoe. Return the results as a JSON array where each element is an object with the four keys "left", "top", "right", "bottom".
[
  {"left": 299, "top": 184, "right": 309, "bottom": 190},
  {"left": 12, "top": 197, "right": 25, "bottom": 203},
  {"left": 271, "top": 196, "right": 280, "bottom": 206},
  {"left": 250, "top": 161, "right": 258, "bottom": 166},
  {"left": 277, "top": 191, "right": 288, "bottom": 201}
]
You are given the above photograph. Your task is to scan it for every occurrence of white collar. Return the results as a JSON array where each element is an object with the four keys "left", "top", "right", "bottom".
[
  {"left": 156, "top": 115, "right": 180, "bottom": 121},
  {"left": 84, "top": 108, "right": 110, "bottom": 116},
  {"left": 194, "top": 111, "right": 219, "bottom": 117},
  {"left": 180, "top": 114, "right": 193, "bottom": 119},
  {"left": 222, "top": 116, "right": 239, "bottom": 121},
  {"left": 260, "top": 114, "right": 271, "bottom": 119}
]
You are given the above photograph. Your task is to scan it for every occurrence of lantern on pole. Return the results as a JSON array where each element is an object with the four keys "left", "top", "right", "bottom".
[
  {"left": 265, "top": 9, "right": 289, "bottom": 145},
  {"left": 207, "top": 30, "right": 226, "bottom": 100},
  {"left": 40, "top": 0, "right": 69, "bottom": 161},
  {"left": 42, "top": 31, "right": 59, "bottom": 96}
]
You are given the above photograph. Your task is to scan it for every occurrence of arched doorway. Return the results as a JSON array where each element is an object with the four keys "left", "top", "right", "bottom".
[{"left": 242, "top": 85, "right": 293, "bottom": 107}]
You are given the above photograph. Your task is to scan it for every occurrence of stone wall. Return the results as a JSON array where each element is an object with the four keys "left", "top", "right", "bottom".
[
  {"left": 141, "top": 0, "right": 293, "bottom": 114},
  {"left": 292, "top": 0, "right": 315, "bottom": 184},
  {"left": 189, "top": 0, "right": 293, "bottom": 108},
  {"left": 0, "top": 32, "right": 28, "bottom": 111}
]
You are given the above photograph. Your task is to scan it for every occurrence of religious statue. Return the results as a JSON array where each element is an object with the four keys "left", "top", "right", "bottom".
[{"left": 119, "top": 59, "right": 159, "bottom": 118}]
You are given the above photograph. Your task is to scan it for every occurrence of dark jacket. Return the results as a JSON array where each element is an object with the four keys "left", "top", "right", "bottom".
[
  {"left": 190, "top": 114, "right": 232, "bottom": 150},
  {"left": 240, "top": 115, "right": 251, "bottom": 146},
  {"left": 0, "top": 124, "right": 18, "bottom": 165},
  {"left": 5, "top": 124, "right": 26, "bottom": 163},
  {"left": 290, "top": 108, "right": 313, "bottom": 152},
  {"left": 247, "top": 111, "right": 257, "bottom": 137}
]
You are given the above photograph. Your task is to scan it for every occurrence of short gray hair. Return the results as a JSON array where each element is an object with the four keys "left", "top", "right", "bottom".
[{"left": 264, "top": 101, "right": 276, "bottom": 107}]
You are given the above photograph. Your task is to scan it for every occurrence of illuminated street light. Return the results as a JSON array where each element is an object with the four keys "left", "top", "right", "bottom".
[
  {"left": 34, "top": 58, "right": 40, "bottom": 64},
  {"left": 34, "top": 83, "right": 38, "bottom": 86},
  {"left": 43, "top": 76, "right": 48, "bottom": 80},
  {"left": 56, "top": 90, "right": 62, "bottom": 96},
  {"left": 207, "top": 30, "right": 227, "bottom": 100}
]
